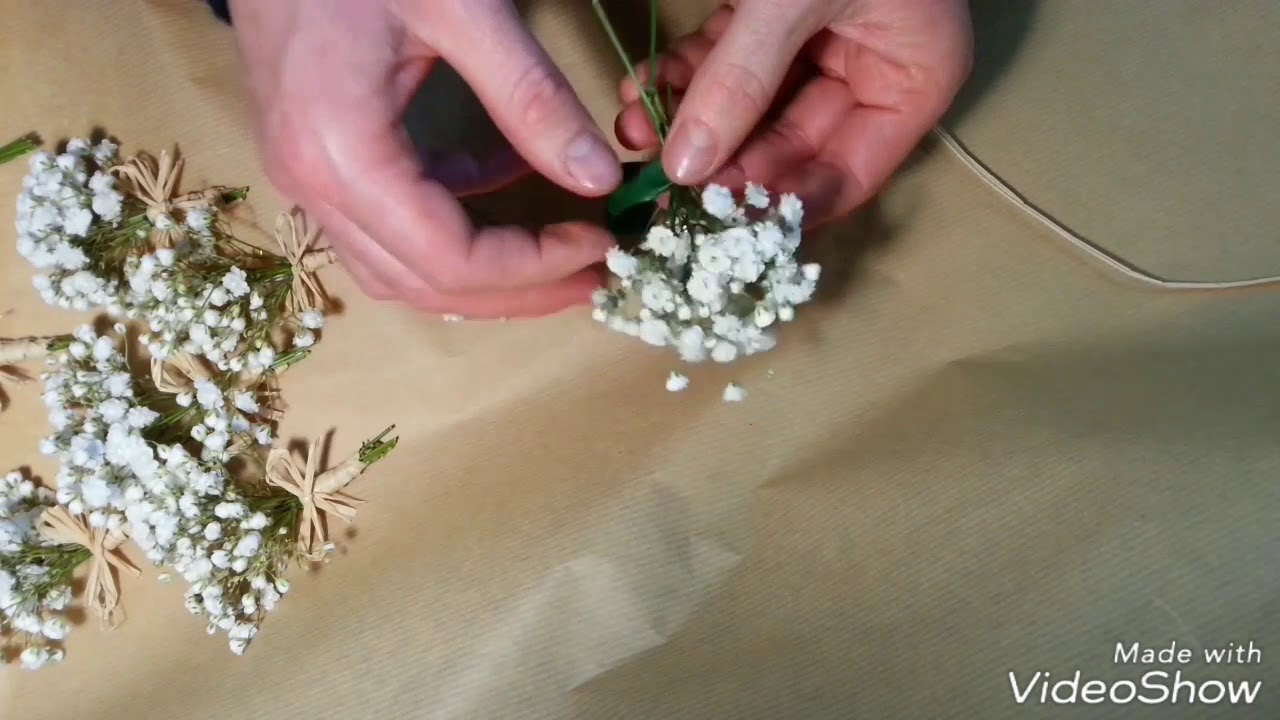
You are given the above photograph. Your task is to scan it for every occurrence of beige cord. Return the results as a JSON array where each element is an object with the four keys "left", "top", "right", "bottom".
[{"left": 932, "top": 126, "right": 1280, "bottom": 292}]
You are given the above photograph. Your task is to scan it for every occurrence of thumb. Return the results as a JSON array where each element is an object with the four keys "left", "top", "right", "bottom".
[
  {"left": 424, "top": 2, "right": 620, "bottom": 197},
  {"left": 663, "top": 1, "right": 818, "bottom": 185}
]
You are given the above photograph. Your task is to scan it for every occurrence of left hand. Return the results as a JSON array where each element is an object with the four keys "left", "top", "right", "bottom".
[{"left": 615, "top": 0, "right": 972, "bottom": 225}]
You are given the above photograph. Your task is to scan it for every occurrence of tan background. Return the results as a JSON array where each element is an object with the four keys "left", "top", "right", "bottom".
[{"left": 2, "top": 1, "right": 1278, "bottom": 718}]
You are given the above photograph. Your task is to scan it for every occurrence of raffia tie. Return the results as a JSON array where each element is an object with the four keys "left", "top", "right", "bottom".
[
  {"left": 38, "top": 506, "right": 141, "bottom": 628},
  {"left": 150, "top": 351, "right": 212, "bottom": 395},
  {"left": 0, "top": 332, "right": 61, "bottom": 391},
  {"left": 265, "top": 440, "right": 366, "bottom": 561},
  {"left": 275, "top": 213, "right": 335, "bottom": 315},
  {"left": 1, "top": 338, "right": 49, "bottom": 387},
  {"left": 110, "top": 152, "right": 224, "bottom": 247}
]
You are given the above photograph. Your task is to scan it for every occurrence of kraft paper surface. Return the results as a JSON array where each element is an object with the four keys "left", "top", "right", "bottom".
[{"left": 2, "top": 1, "right": 1277, "bottom": 718}]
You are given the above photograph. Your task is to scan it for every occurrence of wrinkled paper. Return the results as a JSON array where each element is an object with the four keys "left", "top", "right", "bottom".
[{"left": 1, "top": 1, "right": 1277, "bottom": 718}]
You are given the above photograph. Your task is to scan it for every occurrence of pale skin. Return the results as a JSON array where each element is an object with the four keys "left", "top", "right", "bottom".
[{"left": 226, "top": 0, "right": 972, "bottom": 319}]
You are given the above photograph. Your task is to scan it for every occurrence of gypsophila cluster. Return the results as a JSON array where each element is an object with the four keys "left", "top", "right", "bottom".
[
  {"left": 35, "top": 325, "right": 296, "bottom": 654},
  {"left": 16, "top": 139, "right": 126, "bottom": 311},
  {"left": 592, "top": 182, "right": 820, "bottom": 398},
  {"left": 0, "top": 470, "right": 76, "bottom": 670},
  {"left": 1, "top": 135, "right": 398, "bottom": 665},
  {"left": 123, "top": 251, "right": 277, "bottom": 372}
]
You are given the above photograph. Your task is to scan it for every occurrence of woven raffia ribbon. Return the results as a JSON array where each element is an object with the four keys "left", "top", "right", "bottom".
[
  {"left": 38, "top": 506, "right": 141, "bottom": 628},
  {"left": 274, "top": 213, "right": 335, "bottom": 315},
  {"left": 0, "top": 328, "right": 61, "bottom": 394},
  {"left": 110, "top": 151, "right": 225, "bottom": 247},
  {"left": 150, "top": 351, "right": 212, "bottom": 394},
  {"left": 0, "top": 338, "right": 48, "bottom": 388},
  {"left": 265, "top": 439, "right": 367, "bottom": 560}
]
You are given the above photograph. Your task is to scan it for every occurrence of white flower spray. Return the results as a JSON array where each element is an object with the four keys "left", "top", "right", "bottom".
[
  {"left": 3, "top": 137, "right": 399, "bottom": 664},
  {"left": 0, "top": 470, "right": 77, "bottom": 670},
  {"left": 590, "top": 4, "right": 822, "bottom": 401},
  {"left": 592, "top": 182, "right": 820, "bottom": 400}
]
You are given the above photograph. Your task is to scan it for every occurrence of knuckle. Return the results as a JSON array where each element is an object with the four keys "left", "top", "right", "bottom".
[
  {"left": 702, "top": 61, "right": 771, "bottom": 119},
  {"left": 508, "top": 61, "right": 576, "bottom": 128}
]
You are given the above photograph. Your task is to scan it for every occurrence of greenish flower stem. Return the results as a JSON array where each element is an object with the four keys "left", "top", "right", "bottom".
[
  {"left": 592, "top": 0, "right": 669, "bottom": 140},
  {"left": 359, "top": 426, "right": 398, "bottom": 465},
  {"left": 0, "top": 134, "right": 38, "bottom": 165}
]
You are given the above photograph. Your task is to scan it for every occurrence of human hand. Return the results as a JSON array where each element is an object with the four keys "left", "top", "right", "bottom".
[
  {"left": 615, "top": 0, "right": 972, "bottom": 225},
  {"left": 227, "top": 0, "right": 623, "bottom": 318}
]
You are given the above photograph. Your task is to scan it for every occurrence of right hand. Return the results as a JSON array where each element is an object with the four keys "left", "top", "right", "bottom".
[{"left": 227, "top": 0, "right": 623, "bottom": 318}]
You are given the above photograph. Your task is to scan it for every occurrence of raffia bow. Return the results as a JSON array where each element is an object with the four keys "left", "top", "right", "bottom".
[
  {"left": 110, "top": 151, "right": 226, "bottom": 247},
  {"left": 274, "top": 213, "right": 335, "bottom": 315},
  {"left": 265, "top": 439, "right": 367, "bottom": 561},
  {"left": 38, "top": 506, "right": 141, "bottom": 628},
  {"left": 149, "top": 351, "right": 212, "bottom": 395}
]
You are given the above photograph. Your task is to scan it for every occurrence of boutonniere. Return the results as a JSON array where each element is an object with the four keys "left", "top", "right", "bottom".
[{"left": 590, "top": 2, "right": 822, "bottom": 400}]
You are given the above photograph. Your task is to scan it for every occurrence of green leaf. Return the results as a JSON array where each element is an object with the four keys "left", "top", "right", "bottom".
[{"left": 606, "top": 160, "right": 671, "bottom": 236}]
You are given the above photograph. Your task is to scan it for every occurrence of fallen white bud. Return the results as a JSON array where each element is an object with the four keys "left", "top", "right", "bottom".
[
  {"left": 722, "top": 382, "right": 747, "bottom": 403},
  {"left": 665, "top": 371, "right": 689, "bottom": 392}
]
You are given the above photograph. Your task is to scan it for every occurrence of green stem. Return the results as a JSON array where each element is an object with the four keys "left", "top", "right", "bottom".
[
  {"left": 648, "top": 0, "right": 659, "bottom": 98},
  {"left": 358, "top": 425, "right": 399, "bottom": 465},
  {"left": 592, "top": 0, "right": 668, "bottom": 140},
  {"left": 0, "top": 134, "right": 38, "bottom": 165}
]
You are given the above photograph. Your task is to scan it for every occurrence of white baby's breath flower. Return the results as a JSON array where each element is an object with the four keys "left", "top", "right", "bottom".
[
  {"left": 233, "top": 533, "right": 262, "bottom": 558},
  {"left": 194, "top": 380, "right": 222, "bottom": 410},
  {"left": 19, "top": 647, "right": 50, "bottom": 671},
  {"left": 701, "top": 184, "right": 737, "bottom": 220},
  {"left": 593, "top": 182, "right": 819, "bottom": 379},
  {"left": 777, "top": 193, "right": 803, "bottom": 228},
  {"left": 41, "top": 618, "right": 69, "bottom": 641},
  {"left": 299, "top": 309, "right": 325, "bottom": 329},
  {"left": 233, "top": 391, "right": 259, "bottom": 414},
  {"left": 185, "top": 208, "right": 213, "bottom": 232},
  {"left": 220, "top": 267, "right": 250, "bottom": 298},
  {"left": 665, "top": 372, "right": 689, "bottom": 392},
  {"left": 292, "top": 330, "right": 316, "bottom": 349},
  {"left": 722, "top": 382, "right": 747, "bottom": 403},
  {"left": 604, "top": 247, "right": 639, "bottom": 279}
]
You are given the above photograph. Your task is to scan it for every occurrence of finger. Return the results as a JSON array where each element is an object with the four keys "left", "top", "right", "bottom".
[
  {"left": 617, "top": 3, "right": 734, "bottom": 103},
  {"left": 314, "top": 199, "right": 604, "bottom": 318},
  {"left": 799, "top": 31, "right": 972, "bottom": 219},
  {"left": 307, "top": 200, "right": 408, "bottom": 303},
  {"left": 615, "top": 93, "right": 685, "bottom": 151},
  {"left": 614, "top": 13, "right": 720, "bottom": 149},
  {"left": 718, "top": 75, "right": 853, "bottom": 193},
  {"left": 423, "top": 143, "right": 532, "bottom": 197},
  {"left": 662, "top": 1, "right": 821, "bottom": 184},
  {"left": 287, "top": 69, "right": 610, "bottom": 295},
  {"left": 619, "top": 56, "right": 695, "bottom": 105},
  {"left": 405, "top": 266, "right": 605, "bottom": 319},
  {"left": 422, "top": 1, "right": 620, "bottom": 197}
]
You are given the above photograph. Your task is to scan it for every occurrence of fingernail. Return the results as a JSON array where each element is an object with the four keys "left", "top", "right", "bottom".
[
  {"left": 667, "top": 118, "right": 716, "bottom": 183},
  {"left": 564, "top": 133, "right": 620, "bottom": 192}
]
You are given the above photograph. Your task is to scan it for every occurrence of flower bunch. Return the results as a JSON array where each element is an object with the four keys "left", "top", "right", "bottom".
[
  {"left": 590, "top": 3, "right": 821, "bottom": 399},
  {"left": 2, "top": 136, "right": 398, "bottom": 666},
  {"left": 593, "top": 183, "right": 820, "bottom": 367},
  {"left": 0, "top": 470, "right": 77, "bottom": 670}
]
